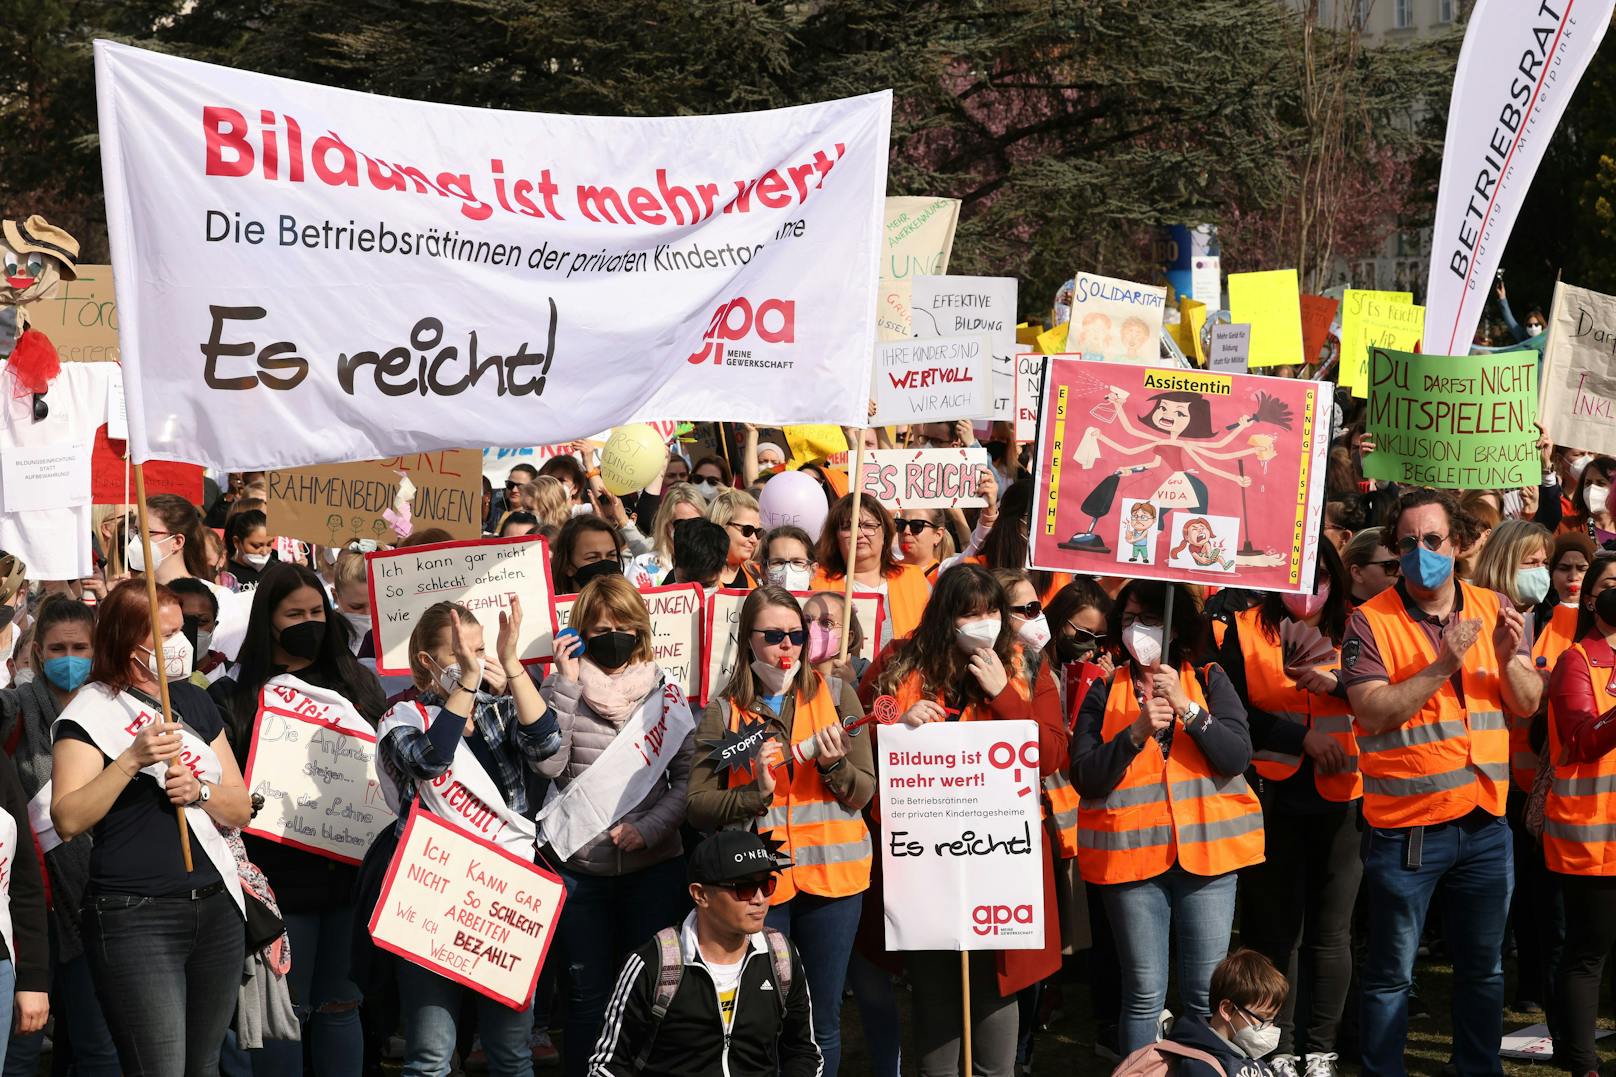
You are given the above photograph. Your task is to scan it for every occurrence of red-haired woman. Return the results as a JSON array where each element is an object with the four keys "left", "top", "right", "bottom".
[{"left": 50, "top": 580, "right": 252, "bottom": 1074}]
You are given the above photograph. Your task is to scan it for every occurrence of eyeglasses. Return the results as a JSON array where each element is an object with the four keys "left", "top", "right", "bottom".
[
  {"left": 729, "top": 523, "right": 764, "bottom": 539},
  {"left": 1366, "top": 558, "right": 1402, "bottom": 575},
  {"left": 893, "top": 518, "right": 941, "bottom": 536},
  {"left": 808, "top": 616, "right": 842, "bottom": 632},
  {"left": 1008, "top": 600, "right": 1042, "bottom": 619},
  {"left": 1397, "top": 532, "right": 1448, "bottom": 554},
  {"left": 837, "top": 521, "right": 881, "bottom": 535},
  {"left": 712, "top": 876, "right": 778, "bottom": 902},
  {"left": 753, "top": 628, "right": 807, "bottom": 646},
  {"left": 767, "top": 558, "right": 811, "bottom": 571},
  {"left": 1236, "top": 1004, "right": 1277, "bottom": 1032}
]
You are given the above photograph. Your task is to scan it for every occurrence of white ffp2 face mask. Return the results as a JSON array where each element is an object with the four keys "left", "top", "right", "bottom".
[
  {"left": 1231, "top": 1014, "right": 1281, "bottom": 1059},
  {"left": 142, "top": 634, "right": 194, "bottom": 682},
  {"left": 955, "top": 618, "right": 1001, "bottom": 653},
  {"left": 1588, "top": 483, "right": 1609, "bottom": 515},
  {"left": 1122, "top": 621, "right": 1163, "bottom": 668},
  {"left": 1016, "top": 614, "right": 1052, "bottom": 653}
]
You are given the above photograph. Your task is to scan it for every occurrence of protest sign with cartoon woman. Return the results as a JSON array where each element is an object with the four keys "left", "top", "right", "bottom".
[{"left": 1029, "top": 360, "right": 1329, "bottom": 595}]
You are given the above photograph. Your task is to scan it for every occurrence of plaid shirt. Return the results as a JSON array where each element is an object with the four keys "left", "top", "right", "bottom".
[{"left": 379, "top": 690, "right": 560, "bottom": 821}]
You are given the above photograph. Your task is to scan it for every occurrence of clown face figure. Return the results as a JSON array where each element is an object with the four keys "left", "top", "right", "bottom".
[{"left": 1, "top": 215, "right": 80, "bottom": 358}]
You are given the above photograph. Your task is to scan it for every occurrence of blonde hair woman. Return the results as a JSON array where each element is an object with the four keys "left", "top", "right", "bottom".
[
  {"left": 538, "top": 575, "right": 695, "bottom": 1077},
  {"left": 630, "top": 482, "right": 708, "bottom": 586},
  {"left": 521, "top": 476, "right": 573, "bottom": 536},
  {"left": 1470, "top": 519, "right": 1554, "bottom": 613},
  {"left": 707, "top": 488, "right": 765, "bottom": 589}
]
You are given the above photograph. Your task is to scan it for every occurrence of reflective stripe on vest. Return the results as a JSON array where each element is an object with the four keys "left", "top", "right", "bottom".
[
  {"left": 1233, "top": 608, "right": 1360, "bottom": 801},
  {"left": 1354, "top": 583, "right": 1509, "bottom": 828},
  {"left": 1517, "top": 605, "right": 1579, "bottom": 792},
  {"left": 1076, "top": 664, "right": 1265, "bottom": 885},
  {"left": 1545, "top": 641, "right": 1616, "bottom": 876},
  {"left": 727, "top": 677, "right": 871, "bottom": 902},
  {"left": 1042, "top": 772, "right": 1081, "bottom": 859}
]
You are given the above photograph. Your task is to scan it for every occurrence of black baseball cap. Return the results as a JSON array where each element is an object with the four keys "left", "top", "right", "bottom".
[{"left": 689, "top": 831, "right": 789, "bottom": 885}]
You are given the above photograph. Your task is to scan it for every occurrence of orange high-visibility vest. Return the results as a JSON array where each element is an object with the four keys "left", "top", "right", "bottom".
[
  {"left": 1518, "top": 605, "right": 1580, "bottom": 791},
  {"left": 1354, "top": 583, "right": 1510, "bottom": 828},
  {"left": 1233, "top": 608, "right": 1361, "bottom": 802},
  {"left": 811, "top": 563, "right": 932, "bottom": 641},
  {"left": 1076, "top": 665, "right": 1265, "bottom": 885},
  {"left": 1043, "top": 772, "right": 1081, "bottom": 858},
  {"left": 726, "top": 675, "right": 871, "bottom": 903},
  {"left": 1544, "top": 642, "right": 1616, "bottom": 876}
]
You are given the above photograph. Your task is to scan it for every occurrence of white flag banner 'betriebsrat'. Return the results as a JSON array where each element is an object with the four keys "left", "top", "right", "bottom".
[
  {"left": 94, "top": 42, "right": 891, "bottom": 471},
  {"left": 1423, "top": 0, "right": 1613, "bottom": 356}
]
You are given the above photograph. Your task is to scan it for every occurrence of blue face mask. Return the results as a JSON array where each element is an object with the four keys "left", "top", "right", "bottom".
[
  {"left": 42, "top": 655, "right": 91, "bottom": 693},
  {"left": 1516, "top": 566, "right": 1551, "bottom": 606},
  {"left": 1400, "top": 544, "right": 1453, "bottom": 590}
]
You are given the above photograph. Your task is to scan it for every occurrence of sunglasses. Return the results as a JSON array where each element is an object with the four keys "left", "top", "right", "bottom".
[
  {"left": 504, "top": 481, "right": 522, "bottom": 491},
  {"left": 712, "top": 876, "right": 778, "bottom": 901},
  {"left": 729, "top": 523, "right": 765, "bottom": 539},
  {"left": 1065, "top": 626, "right": 1099, "bottom": 645},
  {"left": 1366, "top": 558, "right": 1402, "bottom": 575},
  {"left": 753, "top": 628, "right": 807, "bottom": 646},
  {"left": 893, "top": 518, "right": 940, "bottom": 536},
  {"left": 1397, "top": 532, "right": 1448, "bottom": 554},
  {"left": 1009, "top": 600, "right": 1042, "bottom": 619}
]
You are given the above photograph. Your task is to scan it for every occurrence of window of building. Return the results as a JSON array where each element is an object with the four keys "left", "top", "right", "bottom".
[
  {"left": 1439, "top": 0, "right": 1455, "bottom": 22},
  {"left": 1394, "top": 0, "right": 1413, "bottom": 28}
]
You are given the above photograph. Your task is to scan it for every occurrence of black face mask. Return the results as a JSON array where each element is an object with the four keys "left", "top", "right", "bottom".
[
  {"left": 585, "top": 630, "right": 638, "bottom": 671},
  {"left": 278, "top": 620, "right": 327, "bottom": 660},
  {"left": 1055, "top": 633, "right": 1098, "bottom": 667},
  {"left": 572, "top": 558, "right": 621, "bottom": 590},
  {"left": 1596, "top": 588, "right": 1616, "bottom": 628}
]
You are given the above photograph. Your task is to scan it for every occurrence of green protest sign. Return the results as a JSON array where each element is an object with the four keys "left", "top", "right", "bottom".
[{"left": 1363, "top": 348, "right": 1540, "bottom": 488}]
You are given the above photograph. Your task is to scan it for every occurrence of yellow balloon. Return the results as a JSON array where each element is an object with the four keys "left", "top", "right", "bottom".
[{"left": 600, "top": 424, "right": 669, "bottom": 495}]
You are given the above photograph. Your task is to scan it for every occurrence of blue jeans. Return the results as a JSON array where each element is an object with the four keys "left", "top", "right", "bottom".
[
  {"left": 766, "top": 892, "right": 862, "bottom": 1077},
  {"left": 845, "top": 951, "right": 901, "bottom": 1077},
  {"left": 3, "top": 924, "right": 119, "bottom": 1077},
  {"left": 1100, "top": 866, "right": 1237, "bottom": 1054},
  {"left": 396, "top": 957, "right": 533, "bottom": 1077},
  {"left": 252, "top": 906, "right": 363, "bottom": 1077},
  {"left": 555, "top": 858, "right": 689, "bottom": 1077},
  {"left": 82, "top": 889, "right": 246, "bottom": 1077},
  {"left": 1359, "top": 812, "right": 1513, "bottom": 1077}
]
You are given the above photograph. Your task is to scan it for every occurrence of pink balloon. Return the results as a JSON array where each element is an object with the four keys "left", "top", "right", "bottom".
[{"left": 757, "top": 470, "right": 830, "bottom": 543}]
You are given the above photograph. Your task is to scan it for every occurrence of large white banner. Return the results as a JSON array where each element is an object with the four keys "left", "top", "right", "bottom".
[
  {"left": 1423, "top": 0, "right": 1613, "bottom": 355},
  {"left": 879, "top": 721, "right": 1044, "bottom": 951},
  {"left": 94, "top": 42, "right": 891, "bottom": 470}
]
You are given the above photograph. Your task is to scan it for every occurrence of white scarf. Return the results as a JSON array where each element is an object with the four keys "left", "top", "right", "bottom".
[
  {"left": 258, "top": 673, "right": 374, "bottom": 736},
  {"left": 52, "top": 683, "right": 244, "bottom": 913},
  {"left": 377, "top": 700, "right": 538, "bottom": 859},
  {"left": 538, "top": 678, "right": 694, "bottom": 862}
]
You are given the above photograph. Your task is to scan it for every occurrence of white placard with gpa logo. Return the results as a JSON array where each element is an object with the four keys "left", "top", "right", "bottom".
[{"left": 879, "top": 720, "right": 1043, "bottom": 951}]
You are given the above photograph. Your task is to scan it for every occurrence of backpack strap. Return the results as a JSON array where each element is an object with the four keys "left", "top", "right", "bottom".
[
  {"left": 632, "top": 927, "right": 686, "bottom": 1073},
  {"left": 1149, "top": 1040, "right": 1227, "bottom": 1076},
  {"left": 763, "top": 927, "right": 793, "bottom": 1016}
]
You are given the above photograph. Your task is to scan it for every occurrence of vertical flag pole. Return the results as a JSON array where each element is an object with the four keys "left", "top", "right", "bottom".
[
  {"left": 132, "top": 463, "right": 194, "bottom": 872},
  {"left": 961, "top": 952, "right": 973, "bottom": 1075},
  {"left": 837, "top": 431, "right": 868, "bottom": 665}
]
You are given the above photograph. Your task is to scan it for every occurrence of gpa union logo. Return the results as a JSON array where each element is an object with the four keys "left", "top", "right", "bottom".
[
  {"left": 971, "top": 904, "right": 1035, "bottom": 936},
  {"left": 687, "top": 297, "right": 796, "bottom": 365}
]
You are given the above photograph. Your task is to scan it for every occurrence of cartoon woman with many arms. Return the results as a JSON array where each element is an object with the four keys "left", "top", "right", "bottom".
[{"left": 1061, "top": 386, "right": 1290, "bottom": 553}]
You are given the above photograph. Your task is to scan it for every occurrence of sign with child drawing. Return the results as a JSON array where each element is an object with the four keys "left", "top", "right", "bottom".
[
  {"left": 1029, "top": 359, "right": 1328, "bottom": 595},
  {"left": 1068, "top": 272, "right": 1168, "bottom": 366}
]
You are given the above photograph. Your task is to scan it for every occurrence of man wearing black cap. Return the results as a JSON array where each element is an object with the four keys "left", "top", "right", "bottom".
[{"left": 587, "top": 831, "right": 820, "bottom": 1077}]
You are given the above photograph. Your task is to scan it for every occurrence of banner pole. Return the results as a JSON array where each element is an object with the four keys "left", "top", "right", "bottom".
[
  {"left": 1160, "top": 582, "right": 1176, "bottom": 676},
  {"left": 133, "top": 463, "right": 195, "bottom": 872},
  {"left": 837, "top": 430, "right": 868, "bottom": 666},
  {"left": 961, "top": 951, "right": 973, "bottom": 1075}
]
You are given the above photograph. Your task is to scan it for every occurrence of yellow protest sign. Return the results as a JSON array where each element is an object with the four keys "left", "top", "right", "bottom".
[
  {"left": 1036, "top": 323, "right": 1070, "bottom": 355},
  {"left": 1228, "top": 269, "right": 1304, "bottom": 368},
  {"left": 784, "top": 425, "right": 849, "bottom": 465},
  {"left": 1339, "top": 290, "right": 1414, "bottom": 395},
  {"left": 1016, "top": 323, "right": 1041, "bottom": 346},
  {"left": 1179, "top": 299, "right": 1208, "bottom": 365},
  {"left": 1347, "top": 298, "right": 1425, "bottom": 399}
]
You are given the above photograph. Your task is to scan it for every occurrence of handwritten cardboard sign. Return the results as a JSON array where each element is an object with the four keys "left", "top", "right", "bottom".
[
  {"left": 1067, "top": 272, "right": 1168, "bottom": 365},
  {"left": 879, "top": 720, "right": 1044, "bottom": 951},
  {"left": 858, "top": 448, "right": 991, "bottom": 510},
  {"left": 1339, "top": 289, "right": 1419, "bottom": 397},
  {"left": 910, "top": 275, "right": 1018, "bottom": 421},
  {"left": 870, "top": 335, "right": 991, "bottom": 425},
  {"left": 1364, "top": 348, "right": 1541, "bottom": 488},
  {"left": 1208, "top": 324, "right": 1251, "bottom": 373},
  {"left": 268, "top": 449, "right": 482, "bottom": 547},
  {"left": 550, "top": 583, "right": 704, "bottom": 697},
  {"left": 32, "top": 264, "right": 120, "bottom": 363},
  {"left": 1538, "top": 281, "right": 1616, "bottom": 455},
  {"left": 700, "top": 588, "right": 886, "bottom": 704},
  {"left": 366, "top": 536, "right": 555, "bottom": 675},
  {"left": 368, "top": 804, "right": 566, "bottom": 1009},
  {"left": 1015, "top": 353, "right": 1068, "bottom": 443},
  {"left": 878, "top": 196, "right": 962, "bottom": 342},
  {"left": 241, "top": 697, "right": 394, "bottom": 864}
]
